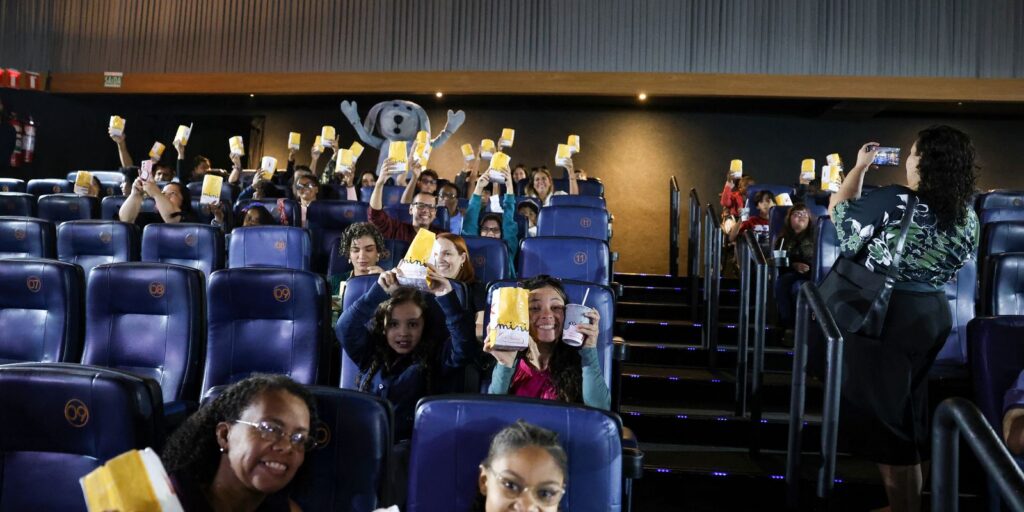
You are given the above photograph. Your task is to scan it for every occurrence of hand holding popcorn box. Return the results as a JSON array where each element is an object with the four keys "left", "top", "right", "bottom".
[
  {"left": 173, "top": 124, "right": 192, "bottom": 146},
  {"left": 485, "top": 287, "right": 531, "bottom": 351},
  {"left": 109, "top": 116, "right": 126, "bottom": 137},
  {"left": 200, "top": 174, "right": 223, "bottom": 205},
  {"left": 555, "top": 144, "right": 572, "bottom": 167},
  {"left": 388, "top": 141, "right": 408, "bottom": 173},
  {"left": 229, "top": 136, "right": 245, "bottom": 157},
  {"left": 396, "top": 229, "right": 436, "bottom": 291}
]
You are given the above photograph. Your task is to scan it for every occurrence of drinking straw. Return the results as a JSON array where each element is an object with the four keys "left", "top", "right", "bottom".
[{"left": 581, "top": 288, "right": 590, "bottom": 307}]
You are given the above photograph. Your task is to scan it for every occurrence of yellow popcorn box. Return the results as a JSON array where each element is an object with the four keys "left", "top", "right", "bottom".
[
  {"left": 480, "top": 139, "right": 496, "bottom": 159},
  {"left": 821, "top": 165, "right": 842, "bottom": 192},
  {"left": 109, "top": 116, "right": 126, "bottom": 137},
  {"left": 149, "top": 142, "right": 165, "bottom": 160},
  {"left": 729, "top": 159, "right": 743, "bottom": 179},
  {"left": 339, "top": 149, "right": 355, "bottom": 168},
  {"left": 313, "top": 135, "right": 324, "bottom": 152},
  {"left": 800, "top": 158, "right": 815, "bottom": 181},
  {"left": 173, "top": 124, "right": 192, "bottom": 146},
  {"left": 412, "top": 141, "right": 431, "bottom": 167},
  {"left": 555, "top": 144, "right": 572, "bottom": 167},
  {"left": 416, "top": 130, "right": 430, "bottom": 145},
  {"left": 388, "top": 140, "right": 408, "bottom": 172},
  {"left": 74, "top": 171, "right": 93, "bottom": 196},
  {"left": 349, "top": 141, "right": 364, "bottom": 160},
  {"left": 499, "top": 128, "right": 515, "bottom": 148},
  {"left": 260, "top": 156, "right": 277, "bottom": 180},
  {"left": 80, "top": 448, "right": 184, "bottom": 512},
  {"left": 396, "top": 229, "right": 435, "bottom": 291},
  {"left": 461, "top": 143, "right": 475, "bottom": 161},
  {"left": 321, "top": 126, "right": 336, "bottom": 148},
  {"left": 288, "top": 132, "right": 301, "bottom": 150},
  {"left": 200, "top": 174, "right": 223, "bottom": 205},
  {"left": 775, "top": 193, "right": 793, "bottom": 206},
  {"left": 487, "top": 152, "right": 511, "bottom": 183},
  {"left": 567, "top": 134, "right": 580, "bottom": 154},
  {"left": 485, "top": 287, "right": 530, "bottom": 351},
  {"left": 229, "top": 136, "right": 245, "bottom": 157},
  {"left": 826, "top": 153, "right": 842, "bottom": 168}
]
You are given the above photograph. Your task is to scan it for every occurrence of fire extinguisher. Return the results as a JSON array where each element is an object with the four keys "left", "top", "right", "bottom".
[
  {"left": 8, "top": 113, "right": 24, "bottom": 168},
  {"left": 22, "top": 116, "right": 35, "bottom": 164}
]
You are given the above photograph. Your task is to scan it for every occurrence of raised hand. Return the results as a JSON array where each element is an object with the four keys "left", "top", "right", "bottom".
[
  {"left": 576, "top": 309, "right": 601, "bottom": 348},
  {"left": 377, "top": 269, "right": 401, "bottom": 295}
]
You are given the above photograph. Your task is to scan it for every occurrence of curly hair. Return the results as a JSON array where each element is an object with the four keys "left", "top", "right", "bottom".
[
  {"left": 339, "top": 222, "right": 388, "bottom": 264},
  {"left": 472, "top": 420, "right": 568, "bottom": 511},
  {"left": 357, "top": 288, "right": 438, "bottom": 393},
  {"left": 913, "top": 125, "right": 977, "bottom": 231},
  {"left": 520, "top": 275, "right": 583, "bottom": 404},
  {"left": 161, "top": 374, "right": 318, "bottom": 486}
]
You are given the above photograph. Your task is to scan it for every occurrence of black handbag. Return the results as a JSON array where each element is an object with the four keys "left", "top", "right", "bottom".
[{"left": 817, "top": 195, "right": 917, "bottom": 339}]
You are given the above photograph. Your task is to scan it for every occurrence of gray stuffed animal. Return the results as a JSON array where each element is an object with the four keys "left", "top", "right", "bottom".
[{"left": 339, "top": 99, "right": 466, "bottom": 171}]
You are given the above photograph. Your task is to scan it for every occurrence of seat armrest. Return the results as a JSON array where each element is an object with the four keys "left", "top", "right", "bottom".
[{"left": 622, "top": 435, "right": 644, "bottom": 480}]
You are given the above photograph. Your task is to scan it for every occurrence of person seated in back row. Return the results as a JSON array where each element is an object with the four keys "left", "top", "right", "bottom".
[
  {"left": 329, "top": 221, "right": 387, "bottom": 297},
  {"left": 524, "top": 159, "right": 578, "bottom": 207},
  {"left": 368, "top": 159, "right": 444, "bottom": 242},
  {"left": 463, "top": 169, "right": 519, "bottom": 278}
]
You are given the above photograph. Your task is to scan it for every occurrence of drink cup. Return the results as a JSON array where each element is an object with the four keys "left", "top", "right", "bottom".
[
  {"left": 772, "top": 249, "right": 789, "bottom": 268},
  {"left": 562, "top": 304, "right": 594, "bottom": 347}
]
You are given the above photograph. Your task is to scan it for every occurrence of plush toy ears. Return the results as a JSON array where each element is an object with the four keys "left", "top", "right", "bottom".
[
  {"left": 413, "top": 104, "right": 431, "bottom": 136},
  {"left": 364, "top": 101, "right": 387, "bottom": 136}
]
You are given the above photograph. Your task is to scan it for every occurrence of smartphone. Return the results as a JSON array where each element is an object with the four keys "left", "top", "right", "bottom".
[
  {"left": 871, "top": 146, "right": 901, "bottom": 166},
  {"left": 139, "top": 160, "right": 153, "bottom": 181}
]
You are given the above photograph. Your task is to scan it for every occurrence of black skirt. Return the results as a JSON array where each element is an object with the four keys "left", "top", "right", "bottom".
[{"left": 838, "top": 288, "right": 951, "bottom": 465}]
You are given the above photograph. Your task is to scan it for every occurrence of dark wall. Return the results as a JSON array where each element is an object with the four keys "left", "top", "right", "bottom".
[{"left": 3, "top": 90, "right": 1022, "bottom": 273}]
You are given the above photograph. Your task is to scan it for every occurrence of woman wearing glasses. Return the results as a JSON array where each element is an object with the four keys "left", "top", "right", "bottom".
[
  {"left": 773, "top": 203, "right": 817, "bottom": 338},
  {"left": 475, "top": 420, "right": 568, "bottom": 512},
  {"left": 162, "top": 374, "right": 319, "bottom": 512}
]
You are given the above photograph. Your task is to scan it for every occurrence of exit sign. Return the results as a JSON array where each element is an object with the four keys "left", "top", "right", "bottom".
[{"left": 104, "top": 72, "right": 123, "bottom": 88}]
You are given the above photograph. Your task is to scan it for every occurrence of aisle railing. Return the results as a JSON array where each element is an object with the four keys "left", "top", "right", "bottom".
[
  {"left": 687, "top": 187, "right": 701, "bottom": 321},
  {"left": 702, "top": 203, "right": 723, "bottom": 366},
  {"left": 737, "top": 230, "right": 769, "bottom": 454}
]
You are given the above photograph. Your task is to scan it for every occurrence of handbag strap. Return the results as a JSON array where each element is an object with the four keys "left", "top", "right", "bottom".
[{"left": 885, "top": 194, "right": 918, "bottom": 281}]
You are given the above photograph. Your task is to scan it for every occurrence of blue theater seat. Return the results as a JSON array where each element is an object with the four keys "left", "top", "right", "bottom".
[
  {"left": 485, "top": 279, "right": 615, "bottom": 389},
  {"left": 768, "top": 205, "right": 790, "bottom": 247},
  {"left": 202, "top": 268, "right": 327, "bottom": 396},
  {"left": 228, "top": 225, "right": 311, "bottom": 270},
  {"left": 0, "top": 192, "right": 35, "bottom": 216},
  {"left": 980, "top": 220, "right": 1024, "bottom": 267},
  {"left": 65, "top": 171, "right": 125, "bottom": 198},
  {"left": 307, "top": 200, "right": 369, "bottom": 273},
  {"left": 57, "top": 220, "right": 138, "bottom": 280},
  {"left": 547, "top": 194, "right": 607, "bottom": 209},
  {"left": 969, "top": 316, "right": 1024, "bottom": 435},
  {"left": 934, "top": 257, "right": 977, "bottom": 366},
  {"left": 383, "top": 204, "right": 449, "bottom": 232},
  {"left": 101, "top": 195, "right": 157, "bottom": 220},
  {"left": 0, "top": 363, "right": 164, "bottom": 511},
  {"left": 537, "top": 205, "right": 610, "bottom": 241},
  {"left": 141, "top": 223, "right": 224, "bottom": 277},
  {"left": 553, "top": 178, "right": 604, "bottom": 197},
  {"left": 187, "top": 179, "right": 236, "bottom": 206},
  {"left": 327, "top": 238, "right": 408, "bottom": 279},
  {"left": 982, "top": 253, "right": 1024, "bottom": 316},
  {"left": 361, "top": 185, "right": 405, "bottom": 207},
  {"left": 463, "top": 235, "right": 510, "bottom": 285},
  {"left": 0, "top": 216, "right": 55, "bottom": 259},
  {"left": 82, "top": 262, "right": 205, "bottom": 403},
  {"left": 234, "top": 198, "right": 300, "bottom": 227},
  {"left": 26, "top": 178, "right": 71, "bottom": 197},
  {"left": 975, "top": 190, "right": 1024, "bottom": 211},
  {"left": 0, "top": 258, "right": 83, "bottom": 364},
  {"left": 201, "top": 384, "right": 394, "bottom": 512},
  {"left": 812, "top": 217, "right": 838, "bottom": 283},
  {"left": 37, "top": 194, "right": 98, "bottom": 224},
  {"left": 980, "top": 208, "right": 1024, "bottom": 225},
  {"left": 519, "top": 236, "right": 610, "bottom": 286},
  {"left": 0, "top": 178, "right": 25, "bottom": 193},
  {"left": 407, "top": 396, "right": 623, "bottom": 511}
]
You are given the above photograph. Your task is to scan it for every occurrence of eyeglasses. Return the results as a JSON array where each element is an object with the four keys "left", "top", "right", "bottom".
[
  {"left": 480, "top": 226, "right": 502, "bottom": 235},
  {"left": 485, "top": 466, "right": 565, "bottom": 506},
  {"left": 791, "top": 211, "right": 810, "bottom": 218},
  {"left": 234, "top": 420, "right": 317, "bottom": 452},
  {"left": 419, "top": 178, "right": 437, "bottom": 185},
  {"left": 295, "top": 182, "right": 316, "bottom": 190},
  {"left": 439, "top": 192, "right": 458, "bottom": 200},
  {"left": 411, "top": 202, "right": 435, "bottom": 210}
]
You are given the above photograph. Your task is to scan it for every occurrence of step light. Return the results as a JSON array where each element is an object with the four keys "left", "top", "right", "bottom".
[
  {"left": 686, "top": 347, "right": 697, "bottom": 351},
  {"left": 711, "top": 471, "right": 728, "bottom": 477},
  {"left": 770, "top": 475, "right": 784, "bottom": 480},
  {"left": 656, "top": 468, "right": 671, "bottom": 474},
  {"left": 676, "top": 415, "right": 688, "bottom": 419},
  {"left": 711, "top": 379, "right": 721, "bottom": 383}
]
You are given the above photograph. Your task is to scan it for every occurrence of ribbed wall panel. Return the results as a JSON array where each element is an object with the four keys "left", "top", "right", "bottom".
[{"left": 0, "top": 0, "right": 1020, "bottom": 78}]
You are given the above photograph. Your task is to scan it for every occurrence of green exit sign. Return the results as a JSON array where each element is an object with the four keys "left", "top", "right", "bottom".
[{"left": 103, "top": 72, "right": 123, "bottom": 88}]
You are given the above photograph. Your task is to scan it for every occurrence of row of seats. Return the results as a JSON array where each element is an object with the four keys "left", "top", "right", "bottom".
[{"left": 0, "top": 363, "right": 625, "bottom": 511}]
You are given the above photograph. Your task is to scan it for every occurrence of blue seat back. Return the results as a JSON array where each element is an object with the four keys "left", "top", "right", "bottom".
[
  {"left": 82, "top": 263, "right": 205, "bottom": 403},
  {"left": 983, "top": 253, "right": 1024, "bottom": 316},
  {"left": 463, "top": 235, "right": 510, "bottom": 285},
  {"left": 0, "top": 192, "right": 35, "bottom": 216},
  {"left": 65, "top": 171, "right": 125, "bottom": 184},
  {"left": 307, "top": 200, "right": 369, "bottom": 273},
  {"left": 361, "top": 185, "right": 405, "bottom": 207},
  {"left": 383, "top": 204, "right": 449, "bottom": 232},
  {"left": 813, "top": 217, "right": 838, "bottom": 284},
  {"left": 0, "top": 178, "right": 25, "bottom": 193},
  {"left": 141, "top": 223, "right": 224, "bottom": 277},
  {"left": 980, "top": 220, "right": 1024, "bottom": 265},
  {"left": 338, "top": 275, "right": 380, "bottom": 389},
  {"left": 0, "top": 363, "right": 163, "bottom": 512},
  {"left": 186, "top": 180, "right": 236, "bottom": 205},
  {"left": 26, "top": 178, "right": 71, "bottom": 197},
  {"left": 935, "top": 257, "right": 977, "bottom": 366},
  {"left": 969, "top": 316, "right": 1024, "bottom": 434},
  {"left": 980, "top": 208, "right": 1024, "bottom": 225},
  {"left": 537, "top": 206, "right": 610, "bottom": 241},
  {"left": 552, "top": 178, "right": 604, "bottom": 197},
  {"left": 0, "top": 258, "right": 83, "bottom": 364},
  {"left": 519, "top": 236, "right": 610, "bottom": 286},
  {"left": 768, "top": 205, "right": 791, "bottom": 248},
  {"left": 0, "top": 216, "right": 55, "bottom": 259},
  {"left": 37, "top": 194, "right": 98, "bottom": 224},
  {"left": 746, "top": 184, "right": 795, "bottom": 211},
  {"left": 234, "top": 198, "right": 300, "bottom": 227},
  {"left": 228, "top": 225, "right": 311, "bottom": 271},
  {"left": 547, "top": 194, "right": 607, "bottom": 209},
  {"left": 101, "top": 195, "right": 157, "bottom": 220},
  {"left": 976, "top": 190, "right": 1024, "bottom": 211},
  {"left": 408, "top": 396, "right": 623, "bottom": 511},
  {"left": 57, "top": 220, "right": 139, "bottom": 281},
  {"left": 484, "top": 279, "right": 615, "bottom": 389},
  {"left": 327, "top": 237, "right": 406, "bottom": 278},
  {"left": 203, "top": 268, "right": 326, "bottom": 396}
]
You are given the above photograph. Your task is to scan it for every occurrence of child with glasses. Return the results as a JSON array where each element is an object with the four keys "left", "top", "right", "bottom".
[
  {"left": 161, "top": 374, "right": 318, "bottom": 512},
  {"left": 474, "top": 420, "right": 568, "bottom": 512}
]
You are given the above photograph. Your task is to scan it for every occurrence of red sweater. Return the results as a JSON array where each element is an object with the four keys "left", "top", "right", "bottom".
[
  {"left": 720, "top": 183, "right": 745, "bottom": 217},
  {"left": 368, "top": 206, "right": 442, "bottom": 242}
]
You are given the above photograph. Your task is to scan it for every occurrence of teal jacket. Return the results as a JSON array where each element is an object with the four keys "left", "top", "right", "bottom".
[{"left": 462, "top": 193, "right": 518, "bottom": 278}]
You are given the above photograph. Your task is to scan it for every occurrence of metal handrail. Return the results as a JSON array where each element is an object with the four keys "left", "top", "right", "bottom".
[
  {"left": 669, "top": 176, "right": 681, "bottom": 277},
  {"left": 738, "top": 230, "right": 769, "bottom": 454},
  {"left": 702, "top": 202, "right": 723, "bottom": 366},
  {"left": 687, "top": 188, "right": 701, "bottom": 321},
  {"left": 786, "top": 281, "right": 845, "bottom": 507},
  {"left": 932, "top": 397, "right": 1024, "bottom": 512}
]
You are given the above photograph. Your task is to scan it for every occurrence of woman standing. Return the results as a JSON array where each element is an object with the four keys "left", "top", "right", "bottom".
[{"left": 828, "top": 126, "right": 978, "bottom": 512}]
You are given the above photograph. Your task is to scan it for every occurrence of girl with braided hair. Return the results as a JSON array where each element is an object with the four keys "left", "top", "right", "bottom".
[
  {"left": 161, "top": 374, "right": 318, "bottom": 511},
  {"left": 335, "top": 268, "right": 478, "bottom": 440}
]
